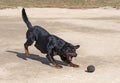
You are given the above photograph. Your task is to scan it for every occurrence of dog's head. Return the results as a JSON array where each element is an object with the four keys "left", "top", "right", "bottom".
[{"left": 62, "top": 43, "right": 80, "bottom": 61}]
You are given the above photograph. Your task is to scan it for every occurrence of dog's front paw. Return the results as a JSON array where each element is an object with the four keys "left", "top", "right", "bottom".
[
  {"left": 73, "top": 64, "right": 79, "bottom": 68},
  {"left": 69, "top": 63, "right": 79, "bottom": 68},
  {"left": 55, "top": 64, "right": 63, "bottom": 69}
]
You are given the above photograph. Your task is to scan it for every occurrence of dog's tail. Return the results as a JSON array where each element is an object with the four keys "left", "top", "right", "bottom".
[{"left": 22, "top": 8, "right": 33, "bottom": 29}]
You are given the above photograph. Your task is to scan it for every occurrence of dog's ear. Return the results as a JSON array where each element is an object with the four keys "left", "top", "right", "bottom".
[{"left": 74, "top": 45, "right": 80, "bottom": 49}]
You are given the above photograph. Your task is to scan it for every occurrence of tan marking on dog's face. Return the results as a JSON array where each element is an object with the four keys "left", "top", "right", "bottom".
[{"left": 65, "top": 52, "right": 77, "bottom": 61}]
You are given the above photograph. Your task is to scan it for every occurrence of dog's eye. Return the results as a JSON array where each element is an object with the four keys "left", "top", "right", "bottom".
[
  {"left": 68, "top": 49, "right": 75, "bottom": 53},
  {"left": 71, "top": 49, "right": 76, "bottom": 53},
  {"left": 65, "top": 47, "right": 75, "bottom": 53},
  {"left": 72, "top": 49, "right": 75, "bottom": 52}
]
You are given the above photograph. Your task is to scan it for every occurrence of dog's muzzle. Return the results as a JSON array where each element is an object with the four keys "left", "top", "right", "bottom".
[
  {"left": 66, "top": 53, "right": 77, "bottom": 57},
  {"left": 66, "top": 53, "right": 77, "bottom": 61}
]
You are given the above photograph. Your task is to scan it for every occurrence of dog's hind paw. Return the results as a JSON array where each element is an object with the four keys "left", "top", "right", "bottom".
[
  {"left": 25, "top": 50, "right": 30, "bottom": 56},
  {"left": 25, "top": 53, "right": 30, "bottom": 56}
]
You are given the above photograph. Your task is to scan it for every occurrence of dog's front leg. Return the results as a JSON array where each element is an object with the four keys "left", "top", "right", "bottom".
[
  {"left": 68, "top": 62, "right": 79, "bottom": 68},
  {"left": 61, "top": 56, "right": 79, "bottom": 68},
  {"left": 46, "top": 50, "right": 63, "bottom": 68}
]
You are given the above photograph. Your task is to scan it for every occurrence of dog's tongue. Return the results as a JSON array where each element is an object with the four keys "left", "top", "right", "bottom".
[{"left": 68, "top": 56, "right": 72, "bottom": 61}]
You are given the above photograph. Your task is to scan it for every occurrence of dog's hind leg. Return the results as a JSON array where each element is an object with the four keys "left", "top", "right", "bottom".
[{"left": 24, "top": 39, "right": 34, "bottom": 55}]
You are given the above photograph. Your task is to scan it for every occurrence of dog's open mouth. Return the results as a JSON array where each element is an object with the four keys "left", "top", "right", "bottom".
[{"left": 68, "top": 56, "right": 73, "bottom": 61}]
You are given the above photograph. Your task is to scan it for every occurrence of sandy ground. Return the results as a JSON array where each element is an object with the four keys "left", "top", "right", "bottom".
[{"left": 0, "top": 7, "right": 120, "bottom": 83}]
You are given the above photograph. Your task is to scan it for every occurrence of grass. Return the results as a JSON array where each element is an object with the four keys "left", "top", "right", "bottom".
[{"left": 0, "top": 0, "right": 120, "bottom": 9}]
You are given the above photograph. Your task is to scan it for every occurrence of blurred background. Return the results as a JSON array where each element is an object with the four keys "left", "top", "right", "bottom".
[{"left": 0, "top": 0, "right": 119, "bottom": 9}]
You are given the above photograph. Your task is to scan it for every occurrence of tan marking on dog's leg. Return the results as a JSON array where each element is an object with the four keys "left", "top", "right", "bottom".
[
  {"left": 68, "top": 62, "right": 79, "bottom": 68},
  {"left": 25, "top": 49, "right": 30, "bottom": 56}
]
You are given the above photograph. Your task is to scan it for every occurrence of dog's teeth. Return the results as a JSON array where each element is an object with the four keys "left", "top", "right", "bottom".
[{"left": 69, "top": 57, "right": 72, "bottom": 61}]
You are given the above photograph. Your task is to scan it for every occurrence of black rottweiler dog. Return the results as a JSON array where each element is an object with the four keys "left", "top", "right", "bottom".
[{"left": 22, "top": 8, "right": 80, "bottom": 68}]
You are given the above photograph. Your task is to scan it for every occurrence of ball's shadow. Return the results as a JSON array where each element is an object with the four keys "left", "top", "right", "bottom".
[{"left": 6, "top": 51, "right": 67, "bottom": 66}]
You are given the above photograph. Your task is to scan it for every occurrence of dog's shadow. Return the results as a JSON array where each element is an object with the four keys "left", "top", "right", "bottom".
[{"left": 6, "top": 51, "right": 67, "bottom": 66}]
